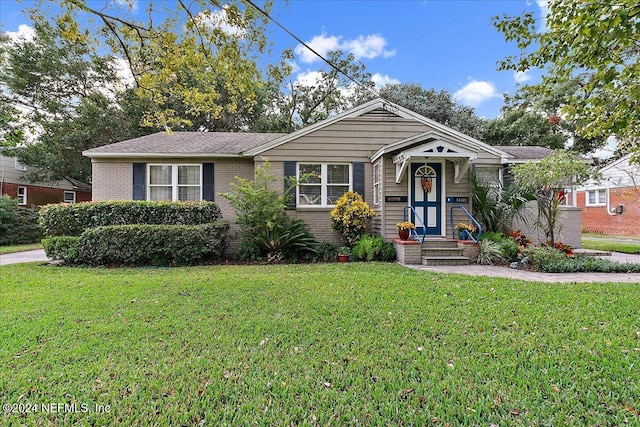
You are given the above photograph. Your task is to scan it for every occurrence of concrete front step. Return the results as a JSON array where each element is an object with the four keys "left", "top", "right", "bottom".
[
  {"left": 421, "top": 247, "right": 464, "bottom": 257},
  {"left": 422, "top": 256, "right": 470, "bottom": 266},
  {"left": 421, "top": 239, "right": 460, "bottom": 249}
]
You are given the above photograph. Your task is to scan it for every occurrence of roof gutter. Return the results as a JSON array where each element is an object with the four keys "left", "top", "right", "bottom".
[{"left": 82, "top": 152, "right": 249, "bottom": 159}]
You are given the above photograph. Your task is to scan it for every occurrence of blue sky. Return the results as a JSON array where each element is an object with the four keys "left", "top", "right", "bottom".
[{"left": 0, "top": 0, "right": 548, "bottom": 119}]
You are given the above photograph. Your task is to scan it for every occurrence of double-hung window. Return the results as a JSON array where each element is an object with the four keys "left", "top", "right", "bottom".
[
  {"left": 17, "top": 186, "right": 26, "bottom": 205},
  {"left": 586, "top": 189, "right": 606, "bottom": 206},
  {"left": 297, "top": 163, "right": 351, "bottom": 207},
  {"left": 148, "top": 164, "right": 201, "bottom": 201}
]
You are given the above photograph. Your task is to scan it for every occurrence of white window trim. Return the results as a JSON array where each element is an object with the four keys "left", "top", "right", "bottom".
[
  {"left": 63, "top": 191, "right": 76, "bottom": 203},
  {"left": 297, "top": 163, "right": 352, "bottom": 207},
  {"left": 586, "top": 188, "right": 607, "bottom": 206},
  {"left": 17, "top": 186, "right": 27, "bottom": 205},
  {"left": 147, "top": 164, "right": 203, "bottom": 202},
  {"left": 14, "top": 158, "right": 27, "bottom": 172},
  {"left": 373, "top": 160, "right": 382, "bottom": 206}
]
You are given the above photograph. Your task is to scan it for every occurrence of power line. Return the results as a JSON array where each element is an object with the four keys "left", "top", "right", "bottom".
[{"left": 245, "top": 0, "right": 378, "bottom": 96}]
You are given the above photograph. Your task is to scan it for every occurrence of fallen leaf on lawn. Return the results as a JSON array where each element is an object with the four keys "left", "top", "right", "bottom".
[
  {"left": 417, "top": 346, "right": 423, "bottom": 352},
  {"left": 447, "top": 359, "right": 454, "bottom": 369},
  {"left": 323, "top": 382, "right": 331, "bottom": 388},
  {"left": 552, "top": 385, "right": 560, "bottom": 392},
  {"left": 626, "top": 405, "right": 639, "bottom": 416},
  {"left": 223, "top": 371, "right": 231, "bottom": 379}
]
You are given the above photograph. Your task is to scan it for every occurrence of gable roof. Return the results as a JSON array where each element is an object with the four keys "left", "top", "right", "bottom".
[
  {"left": 83, "top": 131, "right": 285, "bottom": 159},
  {"left": 498, "top": 146, "right": 555, "bottom": 162},
  {"left": 244, "top": 98, "right": 510, "bottom": 159}
]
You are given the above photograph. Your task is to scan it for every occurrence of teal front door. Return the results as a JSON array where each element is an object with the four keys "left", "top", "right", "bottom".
[{"left": 410, "top": 163, "right": 441, "bottom": 236}]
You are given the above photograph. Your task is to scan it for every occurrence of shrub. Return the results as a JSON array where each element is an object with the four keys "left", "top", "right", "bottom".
[
  {"left": 351, "top": 235, "right": 395, "bottom": 262},
  {"left": 42, "top": 236, "right": 80, "bottom": 263},
  {"left": 481, "top": 232, "right": 519, "bottom": 262},
  {"left": 476, "top": 239, "right": 505, "bottom": 265},
  {"left": 0, "top": 195, "right": 42, "bottom": 245},
  {"left": 253, "top": 215, "right": 318, "bottom": 263},
  {"left": 39, "top": 200, "right": 222, "bottom": 237},
  {"left": 330, "top": 191, "right": 377, "bottom": 246},
  {"left": 315, "top": 242, "right": 341, "bottom": 263},
  {"left": 222, "top": 162, "right": 317, "bottom": 263},
  {"left": 49, "top": 222, "right": 229, "bottom": 266},
  {"left": 523, "top": 246, "right": 640, "bottom": 273}
]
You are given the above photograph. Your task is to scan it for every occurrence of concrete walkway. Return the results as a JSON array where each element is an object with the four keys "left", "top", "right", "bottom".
[
  {"left": 409, "top": 251, "right": 640, "bottom": 283},
  {"left": 0, "top": 249, "right": 50, "bottom": 266}
]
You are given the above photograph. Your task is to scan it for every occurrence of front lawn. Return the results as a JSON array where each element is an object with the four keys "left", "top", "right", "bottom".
[
  {"left": 582, "top": 236, "right": 640, "bottom": 255},
  {"left": 1, "top": 263, "right": 639, "bottom": 425}
]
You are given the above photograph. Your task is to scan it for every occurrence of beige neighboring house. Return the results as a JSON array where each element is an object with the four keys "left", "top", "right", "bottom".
[
  {"left": 0, "top": 154, "right": 92, "bottom": 206},
  {"left": 83, "top": 98, "right": 581, "bottom": 258}
]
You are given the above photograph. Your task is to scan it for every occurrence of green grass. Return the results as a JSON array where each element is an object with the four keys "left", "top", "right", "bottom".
[
  {"left": 1, "top": 263, "right": 639, "bottom": 425},
  {"left": 0, "top": 243, "right": 43, "bottom": 255},
  {"left": 582, "top": 237, "right": 640, "bottom": 254}
]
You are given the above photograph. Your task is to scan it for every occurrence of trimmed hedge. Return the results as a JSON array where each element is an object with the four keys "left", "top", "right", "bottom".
[
  {"left": 39, "top": 201, "right": 223, "bottom": 237},
  {"left": 0, "top": 196, "right": 43, "bottom": 245},
  {"left": 43, "top": 222, "right": 229, "bottom": 266}
]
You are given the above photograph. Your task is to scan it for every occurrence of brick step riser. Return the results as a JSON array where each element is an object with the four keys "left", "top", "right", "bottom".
[{"left": 422, "top": 249, "right": 464, "bottom": 257}]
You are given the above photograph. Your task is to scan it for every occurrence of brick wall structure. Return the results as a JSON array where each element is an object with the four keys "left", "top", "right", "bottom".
[
  {"left": 1, "top": 182, "right": 91, "bottom": 206},
  {"left": 577, "top": 187, "right": 640, "bottom": 237}
]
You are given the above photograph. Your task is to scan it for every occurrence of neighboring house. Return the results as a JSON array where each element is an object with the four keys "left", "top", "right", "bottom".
[
  {"left": 82, "top": 98, "right": 581, "bottom": 252},
  {"left": 499, "top": 146, "right": 583, "bottom": 248},
  {"left": 576, "top": 153, "right": 640, "bottom": 236},
  {"left": 0, "top": 155, "right": 92, "bottom": 206}
]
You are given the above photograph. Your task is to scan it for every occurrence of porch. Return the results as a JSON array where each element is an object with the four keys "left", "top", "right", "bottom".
[{"left": 392, "top": 237, "right": 479, "bottom": 266}]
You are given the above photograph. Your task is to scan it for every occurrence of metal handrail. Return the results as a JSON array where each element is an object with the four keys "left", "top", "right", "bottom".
[
  {"left": 449, "top": 206, "right": 482, "bottom": 243},
  {"left": 403, "top": 206, "right": 426, "bottom": 243}
]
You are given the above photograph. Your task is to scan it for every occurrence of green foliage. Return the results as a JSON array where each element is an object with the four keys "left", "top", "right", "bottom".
[
  {"left": 330, "top": 191, "right": 377, "bottom": 246},
  {"left": 351, "top": 235, "right": 396, "bottom": 262},
  {"left": 511, "top": 151, "right": 593, "bottom": 244},
  {"left": 0, "top": 196, "right": 42, "bottom": 245},
  {"left": 42, "top": 236, "right": 80, "bottom": 263},
  {"left": 524, "top": 246, "right": 640, "bottom": 273},
  {"left": 471, "top": 172, "right": 533, "bottom": 234},
  {"left": 253, "top": 215, "right": 318, "bottom": 263},
  {"left": 482, "top": 108, "right": 566, "bottom": 149},
  {"left": 493, "top": 1, "right": 640, "bottom": 141},
  {"left": 56, "top": 223, "right": 229, "bottom": 266},
  {"left": 39, "top": 200, "right": 222, "bottom": 237},
  {"left": 476, "top": 239, "right": 505, "bottom": 265},
  {"left": 0, "top": 20, "right": 150, "bottom": 182},
  {"left": 315, "top": 242, "right": 341, "bottom": 263},
  {"left": 222, "top": 162, "right": 316, "bottom": 263}
]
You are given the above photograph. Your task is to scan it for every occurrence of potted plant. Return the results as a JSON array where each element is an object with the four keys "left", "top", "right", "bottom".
[
  {"left": 337, "top": 247, "right": 351, "bottom": 263},
  {"left": 455, "top": 223, "right": 477, "bottom": 240},
  {"left": 396, "top": 221, "right": 416, "bottom": 241}
]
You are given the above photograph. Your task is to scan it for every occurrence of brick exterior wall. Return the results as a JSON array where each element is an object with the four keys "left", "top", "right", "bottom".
[
  {"left": 1, "top": 182, "right": 91, "bottom": 206},
  {"left": 577, "top": 187, "right": 640, "bottom": 236},
  {"left": 91, "top": 162, "right": 132, "bottom": 201}
]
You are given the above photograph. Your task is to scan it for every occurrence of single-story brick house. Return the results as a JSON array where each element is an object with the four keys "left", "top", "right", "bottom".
[
  {"left": 83, "top": 98, "right": 581, "bottom": 254},
  {"left": 576, "top": 153, "right": 640, "bottom": 237},
  {"left": 0, "top": 154, "right": 92, "bottom": 206}
]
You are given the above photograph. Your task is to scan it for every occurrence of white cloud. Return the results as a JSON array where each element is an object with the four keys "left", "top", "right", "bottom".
[
  {"left": 294, "top": 34, "right": 341, "bottom": 63},
  {"left": 294, "top": 70, "right": 325, "bottom": 87},
  {"left": 454, "top": 80, "right": 500, "bottom": 106},
  {"left": 514, "top": 70, "right": 532, "bottom": 84},
  {"left": 115, "top": 0, "right": 138, "bottom": 11},
  {"left": 4, "top": 24, "right": 35, "bottom": 43},
  {"left": 371, "top": 73, "right": 400, "bottom": 88},
  {"left": 294, "top": 32, "right": 395, "bottom": 64},
  {"left": 194, "top": 8, "right": 247, "bottom": 37},
  {"left": 536, "top": 0, "right": 550, "bottom": 31}
]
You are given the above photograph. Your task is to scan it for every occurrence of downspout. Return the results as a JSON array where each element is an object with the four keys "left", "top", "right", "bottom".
[
  {"left": 0, "top": 167, "right": 4, "bottom": 196},
  {"left": 605, "top": 178, "right": 618, "bottom": 216}
]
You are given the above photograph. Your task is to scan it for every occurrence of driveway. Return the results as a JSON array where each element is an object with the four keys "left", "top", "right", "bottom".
[{"left": 0, "top": 249, "right": 50, "bottom": 266}]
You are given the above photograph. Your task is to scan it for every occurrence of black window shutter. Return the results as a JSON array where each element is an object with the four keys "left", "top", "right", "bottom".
[
  {"left": 283, "top": 161, "right": 296, "bottom": 210},
  {"left": 202, "top": 163, "right": 215, "bottom": 201},
  {"left": 132, "top": 163, "right": 146, "bottom": 200},
  {"left": 352, "top": 162, "right": 365, "bottom": 197}
]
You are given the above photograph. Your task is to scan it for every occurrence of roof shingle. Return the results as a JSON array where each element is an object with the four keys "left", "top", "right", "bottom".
[{"left": 83, "top": 131, "right": 285, "bottom": 157}]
